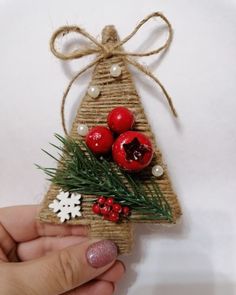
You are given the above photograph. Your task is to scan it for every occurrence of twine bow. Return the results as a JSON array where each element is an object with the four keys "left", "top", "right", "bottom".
[{"left": 50, "top": 12, "right": 177, "bottom": 135}]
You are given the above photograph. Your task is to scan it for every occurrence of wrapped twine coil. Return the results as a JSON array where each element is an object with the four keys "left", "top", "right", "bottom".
[{"left": 39, "top": 13, "right": 182, "bottom": 255}]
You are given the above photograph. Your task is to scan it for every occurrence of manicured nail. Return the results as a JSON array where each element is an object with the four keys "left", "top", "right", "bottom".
[{"left": 86, "top": 240, "right": 118, "bottom": 268}]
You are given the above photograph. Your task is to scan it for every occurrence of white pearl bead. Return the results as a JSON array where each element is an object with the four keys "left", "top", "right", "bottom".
[
  {"left": 152, "top": 165, "right": 164, "bottom": 177},
  {"left": 110, "top": 64, "right": 122, "bottom": 77},
  {"left": 87, "top": 85, "right": 100, "bottom": 99},
  {"left": 77, "top": 124, "right": 89, "bottom": 136}
]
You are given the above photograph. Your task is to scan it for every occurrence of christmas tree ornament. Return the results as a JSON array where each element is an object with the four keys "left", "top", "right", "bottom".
[{"left": 38, "top": 12, "right": 182, "bottom": 254}]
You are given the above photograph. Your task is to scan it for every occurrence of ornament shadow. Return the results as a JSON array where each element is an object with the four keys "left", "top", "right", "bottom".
[
  {"left": 131, "top": 279, "right": 235, "bottom": 295},
  {"left": 115, "top": 215, "right": 188, "bottom": 295},
  {"left": 116, "top": 209, "right": 235, "bottom": 295}
]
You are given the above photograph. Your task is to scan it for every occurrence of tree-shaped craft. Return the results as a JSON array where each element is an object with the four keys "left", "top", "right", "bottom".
[{"left": 39, "top": 12, "right": 182, "bottom": 254}]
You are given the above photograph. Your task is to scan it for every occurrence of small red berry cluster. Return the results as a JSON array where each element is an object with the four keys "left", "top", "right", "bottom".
[{"left": 92, "top": 196, "right": 130, "bottom": 223}]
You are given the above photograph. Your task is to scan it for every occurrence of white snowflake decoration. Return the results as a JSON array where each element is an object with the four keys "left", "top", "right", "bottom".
[{"left": 48, "top": 190, "right": 82, "bottom": 223}]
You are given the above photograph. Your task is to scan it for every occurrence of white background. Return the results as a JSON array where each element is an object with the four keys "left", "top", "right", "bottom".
[{"left": 0, "top": 0, "right": 236, "bottom": 294}]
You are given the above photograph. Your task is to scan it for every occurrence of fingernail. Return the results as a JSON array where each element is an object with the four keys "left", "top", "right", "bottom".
[{"left": 86, "top": 240, "right": 118, "bottom": 268}]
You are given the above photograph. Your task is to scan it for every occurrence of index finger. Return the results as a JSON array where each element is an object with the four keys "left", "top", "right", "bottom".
[{"left": 0, "top": 205, "right": 88, "bottom": 242}]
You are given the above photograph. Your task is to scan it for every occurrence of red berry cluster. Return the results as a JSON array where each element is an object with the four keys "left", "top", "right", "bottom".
[
  {"left": 86, "top": 107, "right": 134, "bottom": 155},
  {"left": 85, "top": 106, "right": 154, "bottom": 172},
  {"left": 92, "top": 196, "right": 130, "bottom": 223}
]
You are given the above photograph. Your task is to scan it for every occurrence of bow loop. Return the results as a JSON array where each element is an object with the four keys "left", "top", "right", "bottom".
[
  {"left": 50, "top": 25, "right": 104, "bottom": 60},
  {"left": 115, "top": 12, "right": 172, "bottom": 57}
]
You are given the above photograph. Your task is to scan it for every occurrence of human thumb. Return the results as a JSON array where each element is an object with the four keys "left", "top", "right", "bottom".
[{"left": 13, "top": 239, "right": 118, "bottom": 295}]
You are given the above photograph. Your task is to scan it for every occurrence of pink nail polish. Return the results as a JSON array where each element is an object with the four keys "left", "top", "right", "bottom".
[{"left": 86, "top": 240, "right": 117, "bottom": 268}]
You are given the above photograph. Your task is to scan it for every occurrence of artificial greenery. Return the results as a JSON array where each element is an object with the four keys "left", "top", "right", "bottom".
[{"left": 37, "top": 134, "right": 173, "bottom": 221}]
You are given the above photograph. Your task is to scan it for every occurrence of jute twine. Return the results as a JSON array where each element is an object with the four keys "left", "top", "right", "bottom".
[
  {"left": 39, "top": 12, "right": 181, "bottom": 255},
  {"left": 50, "top": 12, "right": 177, "bottom": 135}
]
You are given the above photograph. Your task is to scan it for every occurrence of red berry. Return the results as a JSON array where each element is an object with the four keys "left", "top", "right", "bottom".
[
  {"left": 106, "top": 197, "right": 114, "bottom": 206},
  {"left": 86, "top": 126, "right": 114, "bottom": 154},
  {"left": 92, "top": 203, "right": 101, "bottom": 214},
  {"left": 112, "top": 131, "right": 153, "bottom": 172},
  {"left": 122, "top": 206, "right": 130, "bottom": 216},
  {"left": 107, "top": 107, "right": 135, "bottom": 134},
  {"left": 108, "top": 211, "right": 120, "bottom": 222},
  {"left": 113, "top": 203, "right": 122, "bottom": 213},
  {"left": 97, "top": 196, "right": 106, "bottom": 205},
  {"left": 100, "top": 205, "right": 111, "bottom": 215}
]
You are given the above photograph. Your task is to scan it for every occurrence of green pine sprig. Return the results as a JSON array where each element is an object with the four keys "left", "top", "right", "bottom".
[{"left": 37, "top": 134, "right": 173, "bottom": 222}]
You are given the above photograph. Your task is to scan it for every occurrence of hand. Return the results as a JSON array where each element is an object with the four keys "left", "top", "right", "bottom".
[{"left": 0, "top": 205, "right": 125, "bottom": 295}]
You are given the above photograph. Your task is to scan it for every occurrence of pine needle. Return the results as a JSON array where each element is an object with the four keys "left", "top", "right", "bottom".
[{"left": 37, "top": 134, "right": 173, "bottom": 222}]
